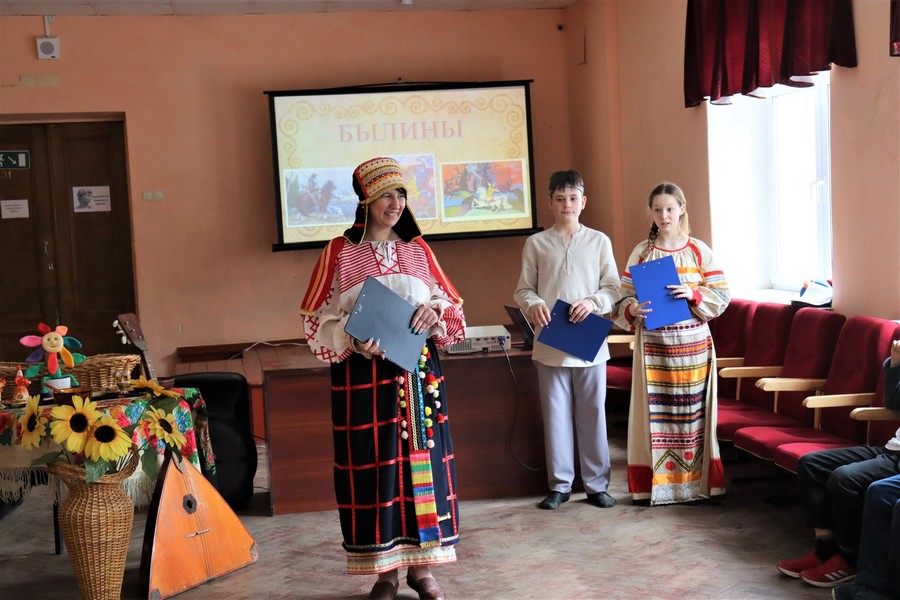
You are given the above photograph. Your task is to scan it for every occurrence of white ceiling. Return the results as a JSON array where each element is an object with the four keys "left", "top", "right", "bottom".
[{"left": 0, "top": 0, "right": 577, "bottom": 17}]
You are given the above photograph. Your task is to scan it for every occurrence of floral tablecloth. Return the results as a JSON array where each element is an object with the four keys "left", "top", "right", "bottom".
[{"left": 0, "top": 387, "right": 215, "bottom": 507}]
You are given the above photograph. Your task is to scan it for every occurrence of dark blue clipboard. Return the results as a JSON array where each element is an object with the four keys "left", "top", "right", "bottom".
[
  {"left": 536, "top": 299, "right": 613, "bottom": 361},
  {"left": 628, "top": 255, "right": 692, "bottom": 330},
  {"left": 344, "top": 276, "right": 426, "bottom": 373}
]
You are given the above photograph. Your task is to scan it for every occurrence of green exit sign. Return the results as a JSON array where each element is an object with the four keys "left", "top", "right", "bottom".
[{"left": 0, "top": 151, "right": 30, "bottom": 169}]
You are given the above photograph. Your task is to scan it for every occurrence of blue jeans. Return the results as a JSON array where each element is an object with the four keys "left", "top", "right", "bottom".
[{"left": 855, "top": 474, "right": 900, "bottom": 599}]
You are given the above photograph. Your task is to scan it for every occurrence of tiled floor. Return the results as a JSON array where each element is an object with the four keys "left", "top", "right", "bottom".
[{"left": 1, "top": 413, "right": 834, "bottom": 600}]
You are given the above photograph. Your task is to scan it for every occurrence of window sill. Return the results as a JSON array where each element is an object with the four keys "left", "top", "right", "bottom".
[{"left": 730, "top": 288, "right": 797, "bottom": 305}]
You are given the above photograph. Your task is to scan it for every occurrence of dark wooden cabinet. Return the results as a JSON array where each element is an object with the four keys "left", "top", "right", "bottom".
[{"left": 262, "top": 348, "right": 547, "bottom": 515}]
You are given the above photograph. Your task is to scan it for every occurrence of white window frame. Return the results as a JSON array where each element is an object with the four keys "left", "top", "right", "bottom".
[{"left": 708, "top": 72, "right": 832, "bottom": 295}]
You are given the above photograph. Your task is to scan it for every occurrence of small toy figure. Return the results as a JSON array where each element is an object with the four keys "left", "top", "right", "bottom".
[
  {"left": 114, "top": 368, "right": 132, "bottom": 393},
  {"left": 19, "top": 322, "right": 85, "bottom": 394},
  {"left": 12, "top": 368, "right": 31, "bottom": 405}
]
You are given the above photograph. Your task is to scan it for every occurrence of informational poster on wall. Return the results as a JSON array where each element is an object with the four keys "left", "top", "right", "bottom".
[
  {"left": 73, "top": 186, "right": 111, "bottom": 213},
  {"left": 0, "top": 199, "right": 29, "bottom": 219}
]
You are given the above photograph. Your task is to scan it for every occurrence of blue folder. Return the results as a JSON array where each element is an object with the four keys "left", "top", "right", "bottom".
[
  {"left": 344, "top": 276, "right": 426, "bottom": 373},
  {"left": 535, "top": 299, "right": 613, "bottom": 361},
  {"left": 628, "top": 255, "right": 692, "bottom": 330}
]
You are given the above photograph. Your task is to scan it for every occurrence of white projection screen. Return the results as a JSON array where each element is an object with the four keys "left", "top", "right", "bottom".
[{"left": 266, "top": 81, "right": 538, "bottom": 251}]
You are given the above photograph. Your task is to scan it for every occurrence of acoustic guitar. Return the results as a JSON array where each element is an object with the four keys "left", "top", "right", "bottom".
[{"left": 113, "top": 312, "right": 158, "bottom": 381}]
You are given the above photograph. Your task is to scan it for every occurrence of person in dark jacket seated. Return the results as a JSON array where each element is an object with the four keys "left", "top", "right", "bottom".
[
  {"left": 831, "top": 470, "right": 900, "bottom": 600},
  {"left": 776, "top": 339, "right": 900, "bottom": 589}
]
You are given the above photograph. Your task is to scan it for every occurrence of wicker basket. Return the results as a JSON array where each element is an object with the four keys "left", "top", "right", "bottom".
[
  {"left": 0, "top": 354, "right": 139, "bottom": 404},
  {"left": 48, "top": 449, "right": 138, "bottom": 600},
  {"left": 62, "top": 353, "right": 140, "bottom": 392}
]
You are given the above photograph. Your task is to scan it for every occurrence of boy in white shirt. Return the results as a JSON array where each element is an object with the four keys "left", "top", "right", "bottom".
[{"left": 514, "top": 170, "right": 620, "bottom": 509}]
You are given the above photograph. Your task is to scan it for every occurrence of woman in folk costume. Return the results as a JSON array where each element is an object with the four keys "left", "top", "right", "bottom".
[
  {"left": 611, "top": 182, "right": 730, "bottom": 506},
  {"left": 300, "top": 157, "right": 465, "bottom": 600}
]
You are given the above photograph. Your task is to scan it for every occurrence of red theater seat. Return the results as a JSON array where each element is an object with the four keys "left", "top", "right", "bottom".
[
  {"left": 733, "top": 316, "right": 900, "bottom": 463},
  {"left": 710, "top": 298, "right": 759, "bottom": 398},
  {"left": 717, "top": 307, "right": 843, "bottom": 441},
  {"left": 773, "top": 327, "right": 900, "bottom": 472},
  {"left": 606, "top": 333, "right": 635, "bottom": 391}
]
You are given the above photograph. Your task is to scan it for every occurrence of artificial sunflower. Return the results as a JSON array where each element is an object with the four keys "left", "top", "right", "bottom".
[
  {"left": 131, "top": 375, "right": 179, "bottom": 398},
  {"left": 49, "top": 395, "right": 101, "bottom": 453},
  {"left": 84, "top": 415, "right": 133, "bottom": 462},
  {"left": 144, "top": 407, "right": 186, "bottom": 450},
  {"left": 17, "top": 395, "right": 48, "bottom": 450}
]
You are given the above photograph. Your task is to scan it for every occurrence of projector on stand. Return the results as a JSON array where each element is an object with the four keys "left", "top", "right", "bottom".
[{"left": 443, "top": 325, "right": 511, "bottom": 354}]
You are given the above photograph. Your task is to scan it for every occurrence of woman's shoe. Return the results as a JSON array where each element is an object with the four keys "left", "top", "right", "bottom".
[
  {"left": 406, "top": 574, "right": 446, "bottom": 600},
  {"left": 368, "top": 580, "right": 399, "bottom": 600}
]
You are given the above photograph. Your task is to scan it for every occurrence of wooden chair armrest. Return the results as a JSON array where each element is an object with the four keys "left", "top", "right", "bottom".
[
  {"left": 716, "top": 357, "right": 745, "bottom": 369},
  {"left": 756, "top": 377, "right": 827, "bottom": 392},
  {"left": 719, "top": 366, "right": 783, "bottom": 379},
  {"left": 608, "top": 334, "right": 635, "bottom": 351},
  {"left": 803, "top": 393, "right": 875, "bottom": 409},
  {"left": 851, "top": 407, "right": 900, "bottom": 421}
]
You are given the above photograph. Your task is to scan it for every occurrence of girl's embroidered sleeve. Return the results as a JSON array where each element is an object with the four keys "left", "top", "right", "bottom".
[{"left": 690, "top": 240, "right": 731, "bottom": 321}]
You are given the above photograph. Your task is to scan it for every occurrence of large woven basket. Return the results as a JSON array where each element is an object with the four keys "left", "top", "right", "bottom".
[
  {"left": 0, "top": 354, "right": 139, "bottom": 404},
  {"left": 48, "top": 449, "right": 138, "bottom": 600}
]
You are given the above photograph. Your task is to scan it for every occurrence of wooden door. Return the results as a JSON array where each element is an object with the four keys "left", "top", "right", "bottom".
[{"left": 0, "top": 121, "right": 135, "bottom": 361}]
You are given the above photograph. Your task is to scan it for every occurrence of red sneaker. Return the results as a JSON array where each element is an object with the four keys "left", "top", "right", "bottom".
[
  {"left": 777, "top": 550, "right": 822, "bottom": 578},
  {"left": 799, "top": 554, "right": 856, "bottom": 587}
]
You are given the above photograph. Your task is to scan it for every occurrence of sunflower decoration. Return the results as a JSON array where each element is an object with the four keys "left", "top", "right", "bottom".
[
  {"left": 130, "top": 375, "right": 180, "bottom": 398},
  {"left": 17, "top": 395, "right": 49, "bottom": 450},
  {"left": 84, "top": 414, "right": 133, "bottom": 462},
  {"left": 29, "top": 390, "right": 191, "bottom": 484},
  {"left": 20, "top": 322, "right": 86, "bottom": 388},
  {"left": 49, "top": 395, "right": 102, "bottom": 454},
  {"left": 144, "top": 407, "right": 187, "bottom": 450}
]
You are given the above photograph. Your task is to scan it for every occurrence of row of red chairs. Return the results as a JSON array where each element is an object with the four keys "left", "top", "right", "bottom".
[{"left": 710, "top": 300, "right": 900, "bottom": 474}]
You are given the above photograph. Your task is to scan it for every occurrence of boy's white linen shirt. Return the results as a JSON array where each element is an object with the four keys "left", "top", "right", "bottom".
[{"left": 514, "top": 226, "right": 620, "bottom": 367}]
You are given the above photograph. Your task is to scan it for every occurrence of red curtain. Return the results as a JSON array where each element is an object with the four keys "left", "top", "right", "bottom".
[
  {"left": 684, "top": 0, "right": 857, "bottom": 107},
  {"left": 892, "top": 0, "right": 900, "bottom": 56}
]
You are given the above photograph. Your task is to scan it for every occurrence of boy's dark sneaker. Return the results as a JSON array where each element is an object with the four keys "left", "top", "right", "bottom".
[
  {"left": 538, "top": 491, "right": 570, "bottom": 509},
  {"left": 586, "top": 491, "right": 617, "bottom": 507}
]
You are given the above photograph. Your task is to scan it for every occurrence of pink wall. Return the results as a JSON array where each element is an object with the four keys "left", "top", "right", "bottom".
[
  {"left": 566, "top": 0, "right": 899, "bottom": 320},
  {"left": 2, "top": 1, "right": 897, "bottom": 374},
  {"left": 830, "top": 0, "right": 900, "bottom": 319},
  {"left": 1, "top": 11, "right": 571, "bottom": 373}
]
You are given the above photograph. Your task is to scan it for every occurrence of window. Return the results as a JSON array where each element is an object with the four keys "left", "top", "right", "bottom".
[{"left": 708, "top": 72, "right": 832, "bottom": 294}]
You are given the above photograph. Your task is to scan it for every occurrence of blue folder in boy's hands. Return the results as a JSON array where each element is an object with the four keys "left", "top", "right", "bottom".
[
  {"left": 628, "top": 255, "right": 692, "bottom": 330},
  {"left": 344, "top": 276, "right": 426, "bottom": 373},
  {"left": 536, "top": 299, "right": 614, "bottom": 361}
]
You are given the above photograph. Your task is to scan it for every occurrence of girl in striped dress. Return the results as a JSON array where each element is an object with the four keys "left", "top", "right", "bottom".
[
  {"left": 611, "top": 182, "right": 730, "bottom": 506},
  {"left": 300, "top": 157, "right": 465, "bottom": 600}
]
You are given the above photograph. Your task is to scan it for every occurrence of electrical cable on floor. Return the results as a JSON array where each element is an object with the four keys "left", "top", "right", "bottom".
[
  {"left": 499, "top": 344, "right": 544, "bottom": 472},
  {"left": 227, "top": 340, "right": 308, "bottom": 360}
]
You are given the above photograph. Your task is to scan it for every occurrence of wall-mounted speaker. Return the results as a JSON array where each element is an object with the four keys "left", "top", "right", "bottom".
[{"left": 36, "top": 36, "right": 60, "bottom": 60}]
